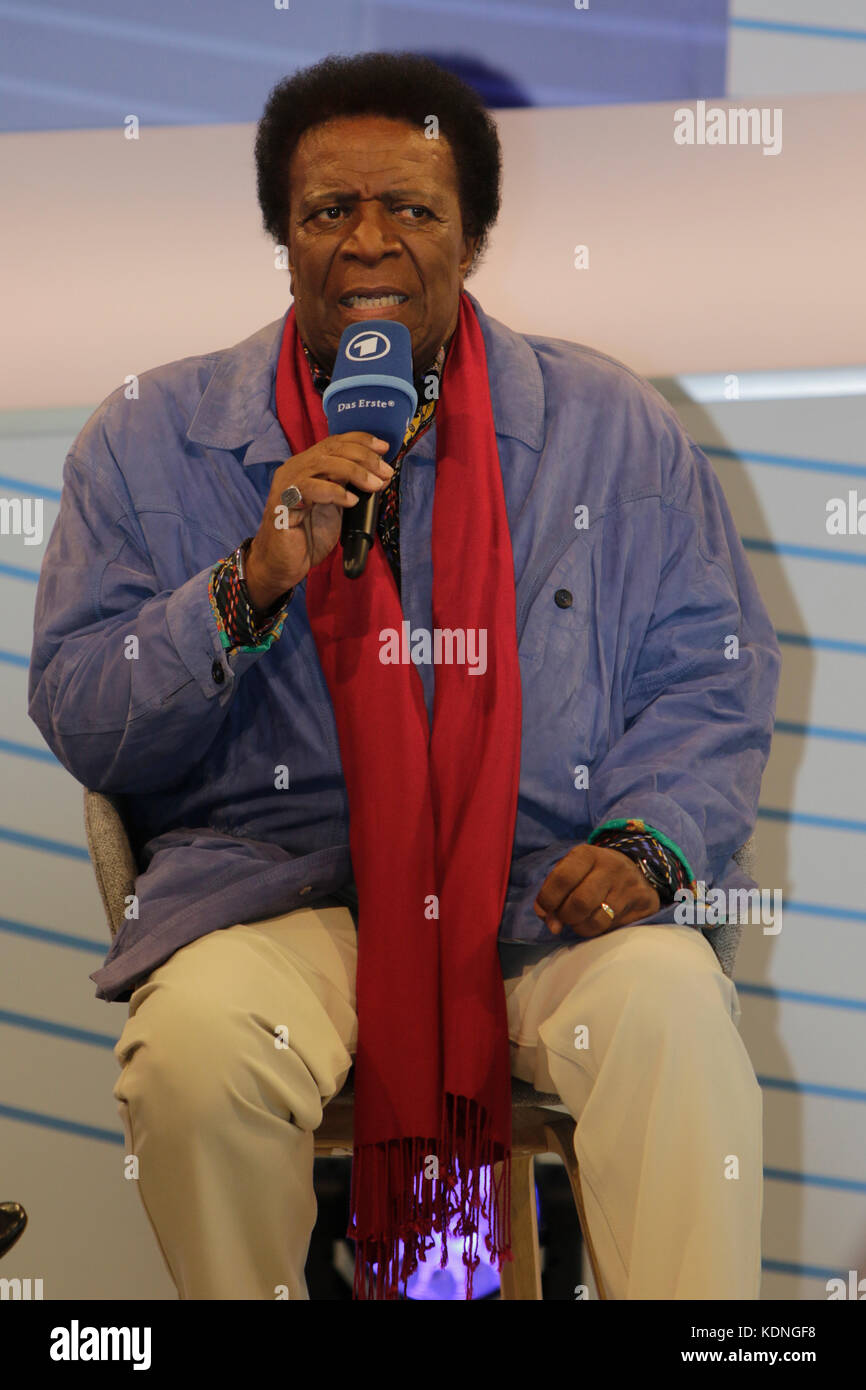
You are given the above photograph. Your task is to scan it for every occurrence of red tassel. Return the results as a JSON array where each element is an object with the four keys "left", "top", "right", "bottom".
[{"left": 348, "top": 1097, "right": 512, "bottom": 1301}]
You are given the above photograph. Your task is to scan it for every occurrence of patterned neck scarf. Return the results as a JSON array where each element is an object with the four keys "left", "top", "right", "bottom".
[{"left": 300, "top": 338, "right": 447, "bottom": 590}]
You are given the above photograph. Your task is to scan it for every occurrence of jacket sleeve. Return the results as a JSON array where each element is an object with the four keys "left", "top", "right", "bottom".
[
  {"left": 28, "top": 446, "right": 270, "bottom": 795},
  {"left": 586, "top": 427, "right": 782, "bottom": 888}
]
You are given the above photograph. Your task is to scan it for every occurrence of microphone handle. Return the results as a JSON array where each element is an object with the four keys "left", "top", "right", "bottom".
[{"left": 341, "top": 485, "right": 382, "bottom": 579}]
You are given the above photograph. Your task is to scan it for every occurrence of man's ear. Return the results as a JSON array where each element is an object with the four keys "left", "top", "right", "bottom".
[{"left": 459, "top": 235, "right": 481, "bottom": 280}]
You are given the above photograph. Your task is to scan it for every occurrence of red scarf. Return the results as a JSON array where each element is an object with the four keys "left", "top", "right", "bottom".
[{"left": 275, "top": 292, "right": 522, "bottom": 1300}]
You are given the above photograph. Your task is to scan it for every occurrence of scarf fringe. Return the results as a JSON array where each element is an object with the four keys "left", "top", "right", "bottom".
[{"left": 348, "top": 1094, "right": 513, "bottom": 1300}]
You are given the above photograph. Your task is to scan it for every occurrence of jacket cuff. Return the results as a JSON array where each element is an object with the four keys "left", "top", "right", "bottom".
[
  {"left": 164, "top": 565, "right": 277, "bottom": 700},
  {"left": 209, "top": 544, "right": 293, "bottom": 654}
]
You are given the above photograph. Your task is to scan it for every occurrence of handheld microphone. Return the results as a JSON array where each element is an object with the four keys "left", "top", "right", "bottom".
[{"left": 322, "top": 321, "right": 417, "bottom": 579}]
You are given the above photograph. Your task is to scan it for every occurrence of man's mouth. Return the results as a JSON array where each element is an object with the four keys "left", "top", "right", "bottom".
[{"left": 339, "top": 291, "right": 409, "bottom": 309}]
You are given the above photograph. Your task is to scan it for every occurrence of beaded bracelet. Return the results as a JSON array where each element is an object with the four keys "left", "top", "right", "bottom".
[
  {"left": 208, "top": 538, "right": 293, "bottom": 653},
  {"left": 591, "top": 826, "right": 690, "bottom": 904}
]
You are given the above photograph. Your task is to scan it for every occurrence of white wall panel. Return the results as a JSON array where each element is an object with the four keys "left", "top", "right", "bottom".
[
  {"left": 2, "top": 92, "right": 865, "bottom": 409},
  {"left": 730, "top": 2, "right": 866, "bottom": 96}
]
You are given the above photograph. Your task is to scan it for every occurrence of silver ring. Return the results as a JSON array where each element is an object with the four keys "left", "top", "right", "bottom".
[
  {"left": 280, "top": 485, "right": 304, "bottom": 510},
  {"left": 599, "top": 901, "right": 615, "bottom": 921}
]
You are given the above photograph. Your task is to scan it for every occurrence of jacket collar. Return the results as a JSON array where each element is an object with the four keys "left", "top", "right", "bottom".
[{"left": 186, "top": 290, "right": 545, "bottom": 467}]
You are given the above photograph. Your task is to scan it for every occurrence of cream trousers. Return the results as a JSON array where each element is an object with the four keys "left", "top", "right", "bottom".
[{"left": 112, "top": 905, "right": 763, "bottom": 1300}]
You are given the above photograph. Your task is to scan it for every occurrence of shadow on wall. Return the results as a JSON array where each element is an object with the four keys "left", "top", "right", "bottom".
[{"left": 664, "top": 390, "right": 802, "bottom": 1287}]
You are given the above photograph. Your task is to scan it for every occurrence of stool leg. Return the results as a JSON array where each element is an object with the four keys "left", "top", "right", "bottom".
[
  {"left": 496, "top": 1153, "right": 543, "bottom": 1300},
  {"left": 544, "top": 1118, "right": 607, "bottom": 1300}
]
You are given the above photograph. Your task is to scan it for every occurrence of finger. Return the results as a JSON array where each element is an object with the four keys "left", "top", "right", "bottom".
[
  {"left": 556, "top": 865, "right": 621, "bottom": 933},
  {"left": 545, "top": 894, "right": 622, "bottom": 938},
  {"left": 328, "top": 431, "right": 391, "bottom": 452},
  {"left": 272, "top": 443, "right": 392, "bottom": 497},
  {"left": 343, "top": 464, "right": 393, "bottom": 493},
  {"left": 320, "top": 439, "right": 396, "bottom": 481},
  {"left": 563, "top": 900, "right": 620, "bottom": 939},
  {"left": 311, "top": 450, "right": 394, "bottom": 492},
  {"left": 303, "top": 477, "right": 369, "bottom": 509},
  {"left": 534, "top": 844, "right": 596, "bottom": 918},
  {"left": 611, "top": 897, "right": 643, "bottom": 928},
  {"left": 271, "top": 477, "right": 366, "bottom": 517}
]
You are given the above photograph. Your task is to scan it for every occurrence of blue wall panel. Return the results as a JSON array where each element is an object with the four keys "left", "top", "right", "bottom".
[{"left": 0, "top": 0, "right": 729, "bottom": 132}]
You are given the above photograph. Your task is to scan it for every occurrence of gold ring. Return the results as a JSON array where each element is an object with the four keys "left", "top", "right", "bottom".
[{"left": 599, "top": 901, "right": 615, "bottom": 920}]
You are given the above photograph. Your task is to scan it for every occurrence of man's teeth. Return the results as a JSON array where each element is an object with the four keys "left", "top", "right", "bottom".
[{"left": 343, "top": 294, "right": 407, "bottom": 308}]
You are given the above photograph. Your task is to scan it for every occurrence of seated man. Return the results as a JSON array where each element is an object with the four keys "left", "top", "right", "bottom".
[{"left": 28, "top": 51, "right": 781, "bottom": 1301}]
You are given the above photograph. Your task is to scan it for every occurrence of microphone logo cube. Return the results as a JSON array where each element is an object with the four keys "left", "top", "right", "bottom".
[
  {"left": 345, "top": 329, "right": 391, "bottom": 362},
  {"left": 322, "top": 319, "right": 417, "bottom": 464}
]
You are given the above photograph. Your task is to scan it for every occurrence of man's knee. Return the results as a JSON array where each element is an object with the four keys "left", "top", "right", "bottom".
[
  {"left": 116, "top": 978, "right": 249, "bottom": 1101},
  {"left": 114, "top": 973, "right": 328, "bottom": 1135},
  {"left": 539, "top": 924, "right": 740, "bottom": 1062},
  {"left": 610, "top": 923, "right": 733, "bottom": 1004}
]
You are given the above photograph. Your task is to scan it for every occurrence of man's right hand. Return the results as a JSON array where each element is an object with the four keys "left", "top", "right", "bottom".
[{"left": 245, "top": 432, "right": 395, "bottom": 609}]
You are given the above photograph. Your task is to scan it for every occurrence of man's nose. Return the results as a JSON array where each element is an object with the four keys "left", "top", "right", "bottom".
[{"left": 340, "top": 201, "right": 401, "bottom": 260}]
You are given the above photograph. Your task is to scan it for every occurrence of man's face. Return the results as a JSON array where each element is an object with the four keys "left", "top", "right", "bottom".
[{"left": 286, "top": 115, "right": 478, "bottom": 377}]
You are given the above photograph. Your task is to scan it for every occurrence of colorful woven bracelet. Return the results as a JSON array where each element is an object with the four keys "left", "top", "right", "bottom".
[
  {"left": 208, "top": 539, "right": 293, "bottom": 653},
  {"left": 590, "top": 824, "right": 692, "bottom": 904}
]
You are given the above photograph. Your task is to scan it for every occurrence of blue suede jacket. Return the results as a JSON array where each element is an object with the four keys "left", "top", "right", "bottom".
[{"left": 28, "top": 293, "right": 781, "bottom": 1002}]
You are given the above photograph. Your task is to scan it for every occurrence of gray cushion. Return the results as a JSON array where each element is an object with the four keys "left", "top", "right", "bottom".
[
  {"left": 708, "top": 835, "right": 757, "bottom": 979},
  {"left": 83, "top": 789, "right": 137, "bottom": 938}
]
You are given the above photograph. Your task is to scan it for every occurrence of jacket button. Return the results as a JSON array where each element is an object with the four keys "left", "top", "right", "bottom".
[
  {"left": 211, "top": 660, "right": 225, "bottom": 684},
  {"left": 554, "top": 589, "right": 573, "bottom": 608}
]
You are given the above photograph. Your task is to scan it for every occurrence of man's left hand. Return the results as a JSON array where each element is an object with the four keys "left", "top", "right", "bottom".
[{"left": 533, "top": 844, "right": 661, "bottom": 938}]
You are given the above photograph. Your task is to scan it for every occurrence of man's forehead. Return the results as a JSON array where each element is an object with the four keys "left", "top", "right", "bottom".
[{"left": 291, "top": 118, "right": 455, "bottom": 190}]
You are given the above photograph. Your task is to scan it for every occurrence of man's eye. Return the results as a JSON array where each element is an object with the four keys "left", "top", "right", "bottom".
[
  {"left": 395, "top": 205, "right": 431, "bottom": 221},
  {"left": 313, "top": 206, "right": 347, "bottom": 223}
]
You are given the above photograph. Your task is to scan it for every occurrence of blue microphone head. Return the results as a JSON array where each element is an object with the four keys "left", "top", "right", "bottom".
[{"left": 322, "top": 321, "right": 419, "bottom": 463}]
